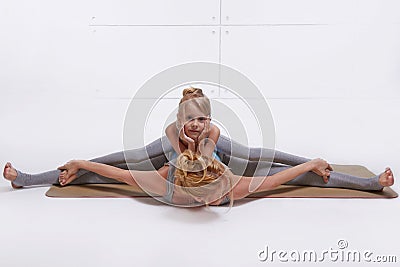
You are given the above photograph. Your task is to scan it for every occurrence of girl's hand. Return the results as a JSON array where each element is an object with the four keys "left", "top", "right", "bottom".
[
  {"left": 310, "top": 158, "right": 333, "bottom": 183},
  {"left": 197, "top": 118, "right": 211, "bottom": 142},
  {"left": 179, "top": 127, "right": 195, "bottom": 149}
]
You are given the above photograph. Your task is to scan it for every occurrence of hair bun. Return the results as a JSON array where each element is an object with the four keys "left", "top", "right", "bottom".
[{"left": 182, "top": 87, "right": 203, "bottom": 97}]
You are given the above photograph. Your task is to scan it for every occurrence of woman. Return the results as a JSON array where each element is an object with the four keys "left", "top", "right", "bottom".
[{"left": 52, "top": 149, "right": 394, "bottom": 207}]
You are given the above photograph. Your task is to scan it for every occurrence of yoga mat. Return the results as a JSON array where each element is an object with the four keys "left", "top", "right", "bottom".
[{"left": 45, "top": 165, "right": 397, "bottom": 199}]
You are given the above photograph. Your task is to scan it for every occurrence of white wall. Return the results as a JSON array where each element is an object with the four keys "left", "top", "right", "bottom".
[
  {"left": 1, "top": 0, "right": 399, "bottom": 175},
  {"left": 219, "top": 0, "right": 400, "bottom": 172},
  {"left": 1, "top": 2, "right": 400, "bottom": 267}
]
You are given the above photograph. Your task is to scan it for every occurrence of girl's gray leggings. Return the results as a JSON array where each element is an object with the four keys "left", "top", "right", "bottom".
[{"left": 13, "top": 135, "right": 383, "bottom": 191}]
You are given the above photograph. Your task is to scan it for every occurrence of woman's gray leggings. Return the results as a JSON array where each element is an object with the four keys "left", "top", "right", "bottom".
[{"left": 13, "top": 135, "right": 383, "bottom": 191}]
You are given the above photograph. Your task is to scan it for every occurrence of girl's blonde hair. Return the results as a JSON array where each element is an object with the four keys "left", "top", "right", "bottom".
[
  {"left": 174, "top": 149, "right": 234, "bottom": 206},
  {"left": 177, "top": 87, "right": 211, "bottom": 123},
  {"left": 179, "top": 87, "right": 206, "bottom": 103}
]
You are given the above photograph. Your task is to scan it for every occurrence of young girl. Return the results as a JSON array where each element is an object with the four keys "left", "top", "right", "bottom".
[{"left": 165, "top": 87, "right": 220, "bottom": 160}]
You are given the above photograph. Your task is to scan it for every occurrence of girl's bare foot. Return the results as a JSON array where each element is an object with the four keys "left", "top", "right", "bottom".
[
  {"left": 3, "top": 162, "right": 22, "bottom": 189},
  {"left": 379, "top": 167, "right": 394, "bottom": 187},
  {"left": 58, "top": 169, "right": 77, "bottom": 186},
  {"left": 59, "top": 170, "right": 68, "bottom": 186},
  {"left": 57, "top": 160, "right": 82, "bottom": 186}
]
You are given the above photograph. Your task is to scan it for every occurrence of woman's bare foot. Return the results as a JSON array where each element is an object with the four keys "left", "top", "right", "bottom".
[
  {"left": 3, "top": 162, "right": 22, "bottom": 189},
  {"left": 379, "top": 167, "right": 394, "bottom": 187}
]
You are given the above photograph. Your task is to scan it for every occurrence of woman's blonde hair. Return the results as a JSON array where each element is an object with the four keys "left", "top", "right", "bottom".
[{"left": 174, "top": 149, "right": 234, "bottom": 206}]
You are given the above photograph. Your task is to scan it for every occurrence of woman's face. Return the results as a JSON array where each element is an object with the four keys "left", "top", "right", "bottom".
[
  {"left": 178, "top": 104, "right": 209, "bottom": 140},
  {"left": 192, "top": 173, "right": 230, "bottom": 205}
]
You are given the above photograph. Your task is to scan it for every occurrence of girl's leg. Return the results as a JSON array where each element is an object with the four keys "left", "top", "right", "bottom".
[
  {"left": 9, "top": 134, "right": 310, "bottom": 187},
  {"left": 222, "top": 154, "right": 383, "bottom": 191},
  {"left": 91, "top": 136, "right": 173, "bottom": 164},
  {"left": 219, "top": 152, "right": 274, "bottom": 177},
  {"left": 9, "top": 138, "right": 172, "bottom": 187},
  {"left": 216, "top": 134, "right": 310, "bottom": 166},
  {"left": 12, "top": 169, "right": 61, "bottom": 187},
  {"left": 64, "top": 136, "right": 172, "bottom": 182},
  {"left": 268, "top": 166, "right": 383, "bottom": 191}
]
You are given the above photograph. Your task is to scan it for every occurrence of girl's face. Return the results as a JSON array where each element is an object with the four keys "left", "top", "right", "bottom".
[
  {"left": 178, "top": 104, "right": 210, "bottom": 140},
  {"left": 183, "top": 117, "right": 208, "bottom": 140}
]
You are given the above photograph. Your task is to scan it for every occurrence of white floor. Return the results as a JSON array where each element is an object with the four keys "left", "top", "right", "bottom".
[{"left": 1, "top": 94, "right": 399, "bottom": 267}]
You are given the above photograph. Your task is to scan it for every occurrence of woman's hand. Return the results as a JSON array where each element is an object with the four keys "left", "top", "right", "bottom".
[
  {"left": 57, "top": 160, "right": 83, "bottom": 186},
  {"left": 309, "top": 158, "right": 333, "bottom": 183}
]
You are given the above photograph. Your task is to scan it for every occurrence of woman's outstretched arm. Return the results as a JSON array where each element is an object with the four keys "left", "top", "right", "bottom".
[
  {"left": 231, "top": 159, "right": 331, "bottom": 200},
  {"left": 59, "top": 160, "right": 133, "bottom": 184},
  {"left": 58, "top": 160, "right": 168, "bottom": 196}
]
